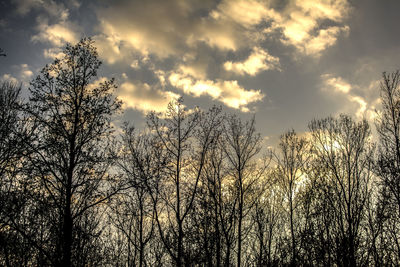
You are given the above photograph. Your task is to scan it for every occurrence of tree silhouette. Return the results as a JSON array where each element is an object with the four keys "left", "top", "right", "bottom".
[
  {"left": 0, "top": 81, "right": 34, "bottom": 266},
  {"left": 375, "top": 71, "right": 400, "bottom": 264},
  {"left": 273, "top": 129, "right": 310, "bottom": 266},
  {"left": 3, "top": 35, "right": 400, "bottom": 266},
  {"left": 222, "top": 115, "right": 263, "bottom": 267},
  {"left": 309, "top": 115, "right": 373, "bottom": 266},
  {"left": 24, "top": 38, "right": 121, "bottom": 266},
  {"left": 146, "top": 100, "right": 222, "bottom": 266},
  {"left": 110, "top": 124, "right": 164, "bottom": 266}
]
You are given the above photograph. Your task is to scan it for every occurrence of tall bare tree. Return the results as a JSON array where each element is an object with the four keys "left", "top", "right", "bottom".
[
  {"left": 147, "top": 100, "right": 222, "bottom": 266},
  {"left": 309, "top": 115, "right": 373, "bottom": 266},
  {"left": 250, "top": 168, "right": 283, "bottom": 267},
  {"left": 110, "top": 124, "right": 165, "bottom": 267},
  {"left": 0, "top": 81, "right": 35, "bottom": 266},
  {"left": 24, "top": 38, "right": 121, "bottom": 266},
  {"left": 273, "top": 129, "right": 310, "bottom": 266},
  {"left": 201, "top": 132, "right": 238, "bottom": 267},
  {"left": 375, "top": 70, "right": 400, "bottom": 264},
  {"left": 0, "top": 82, "right": 23, "bottom": 224},
  {"left": 222, "top": 115, "right": 262, "bottom": 267}
]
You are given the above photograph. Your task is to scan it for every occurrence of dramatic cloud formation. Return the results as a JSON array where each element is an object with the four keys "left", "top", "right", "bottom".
[
  {"left": 88, "top": 0, "right": 351, "bottom": 116},
  {"left": 2, "top": 0, "right": 399, "bottom": 145}
]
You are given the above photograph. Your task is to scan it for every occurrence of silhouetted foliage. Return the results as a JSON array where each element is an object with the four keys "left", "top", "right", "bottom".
[
  {"left": 2, "top": 38, "right": 400, "bottom": 267},
  {"left": 222, "top": 115, "right": 265, "bottom": 267},
  {"left": 375, "top": 71, "right": 400, "bottom": 265},
  {"left": 110, "top": 123, "right": 164, "bottom": 266},
  {"left": 146, "top": 100, "right": 223, "bottom": 266},
  {"left": 273, "top": 129, "right": 310, "bottom": 266},
  {"left": 308, "top": 115, "right": 373, "bottom": 266},
  {"left": 0, "top": 81, "right": 34, "bottom": 266},
  {"left": 21, "top": 37, "right": 121, "bottom": 266}
]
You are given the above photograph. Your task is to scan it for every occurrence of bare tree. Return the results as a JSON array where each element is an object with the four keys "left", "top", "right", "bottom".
[
  {"left": 110, "top": 124, "right": 165, "bottom": 267},
  {"left": 23, "top": 38, "right": 121, "bottom": 266},
  {"left": 309, "top": 115, "right": 373, "bottom": 266},
  {"left": 375, "top": 70, "right": 400, "bottom": 264},
  {"left": 273, "top": 129, "right": 310, "bottom": 266},
  {"left": 0, "top": 81, "right": 34, "bottom": 266},
  {"left": 202, "top": 133, "right": 238, "bottom": 267},
  {"left": 0, "top": 82, "right": 24, "bottom": 223},
  {"left": 222, "top": 115, "right": 262, "bottom": 267},
  {"left": 147, "top": 101, "right": 222, "bottom": 266},
  {"left": 251, "top": 169, "right": 283, "bottom": 267}
]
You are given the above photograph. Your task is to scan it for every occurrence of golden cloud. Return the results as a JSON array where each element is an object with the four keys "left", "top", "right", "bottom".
[
  {"left": 279, "top": 0, "right": 351, "bottom": 56},
  {"left": 224, "top": 47, "right": 280, "bottom": 76},
  {"left": 119, "top": 81, "right": 180, "bottom": 114},
  {"left": 211, "top": 0, "right": 270, "bottom": 27},
  {"left": 91, "top": 0, "right": 352, "bottom": 114},
  {"left": 19, "top": 64, "right": 33, "bottom": 80},
  {"left": 169, "top": 72, "right": 264, "bottom": 112},
  {"left": 321, "top": 74, "right": 378, "bottom": 120},
  {"left": 322, "top": 74, "right": 351, "bottom": 93},
  {"left": 1, "top": 74, "right": 19, "bottom": 84},
  {"left": 31, "top": 18, "right": 79, "bottom": 47}
]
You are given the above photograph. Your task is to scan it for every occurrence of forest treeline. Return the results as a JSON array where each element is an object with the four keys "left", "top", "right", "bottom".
[{"left": 1, "top": 38, "right": 400, "bottom": 267}]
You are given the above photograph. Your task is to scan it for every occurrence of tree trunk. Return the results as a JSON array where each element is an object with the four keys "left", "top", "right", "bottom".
[
  {"left": 61, "top": 185, "right": 73, "bottom": 267},
  {"left": 237, "top": 189, "right": 243, "bottom": 267},
  {"left": 290, "top": 195, "right": 296, "bottom": 266}
]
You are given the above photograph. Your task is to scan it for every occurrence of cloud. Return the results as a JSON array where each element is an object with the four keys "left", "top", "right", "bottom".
[
  {"left": 1, "top": 74, "right": 19, "bottom": 84},
  {"left": 12, "top": 0, "right": 44, "bottom": 15},
  {"left": 169, "top": 72, "right": 222, "bottom": 99},
  {"left": 194, "top": 0, "right": 279, "bottom": 51},
  {"left": 278, "top": 0, "right": 351, "bottom": 56},
  {"left": 177, "top": 64, "right": 207, "bottom": 80},
  {"left": 93, "top": 0, "right": 351, "bottom": 65},
  {"left": 43, "top": 47, "right": 64, "bottom": 59},
  {"left": 348, "top": 95, "right": 367, "bottom": 119},
  {"left": 119, "top": 81, "right": 181, "bottom": 114},
  {"left": 19, "top": 64, "right": 33, "bottom": 81},
  {"left": 90, "top": 0, "right": 352, "bottom": 115},
  {"left": 19, "top": 0, "right": 81, "bottom": 59},
  {"left": 95, "top": 2, "right": 192, "bottom": 59},
  {"left": 93, "top": 32, "right": 125, "bottom": 65},
  {"left": 304, "top": 26, "right": 349, "bottom": 55},
  {"left": 94, "top": 0, "right": 276, "bottom": 60},
  {"left": 169, "top": 72, "right": 264, "bottom": 112},
  {"left": 92, "top": 0, "right": 270, "bottom": 113},
  {"left": 31, "top": 17, "right": 79, "bottom": 47},
  {"left": 224, "top": 47, "right": 280, "bottom": 76},
  {"left": 12, "top": 0, "right": 70, "bottom": 19},
  {"left": 298, "top": 0, "right": 350, "bottom": 22},
  {"left": 321, "top": 74, "right": 378, "bottom": 120},
  {"left": 211, "top": 0, "right": 270, "bottom": 28},
  {"left": 88, "top": 77, "right": 177, "bottom": 115},
  {"left": 1, "top": 64, "right": 33, "bottom": 85},
  {"left": 322, "top": 74, "right": 351, "bottom": 93}
]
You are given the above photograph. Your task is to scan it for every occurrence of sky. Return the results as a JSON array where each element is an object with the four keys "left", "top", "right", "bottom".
[{"left": 1, "top": 0, "right": 400, "bottom": 147}]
